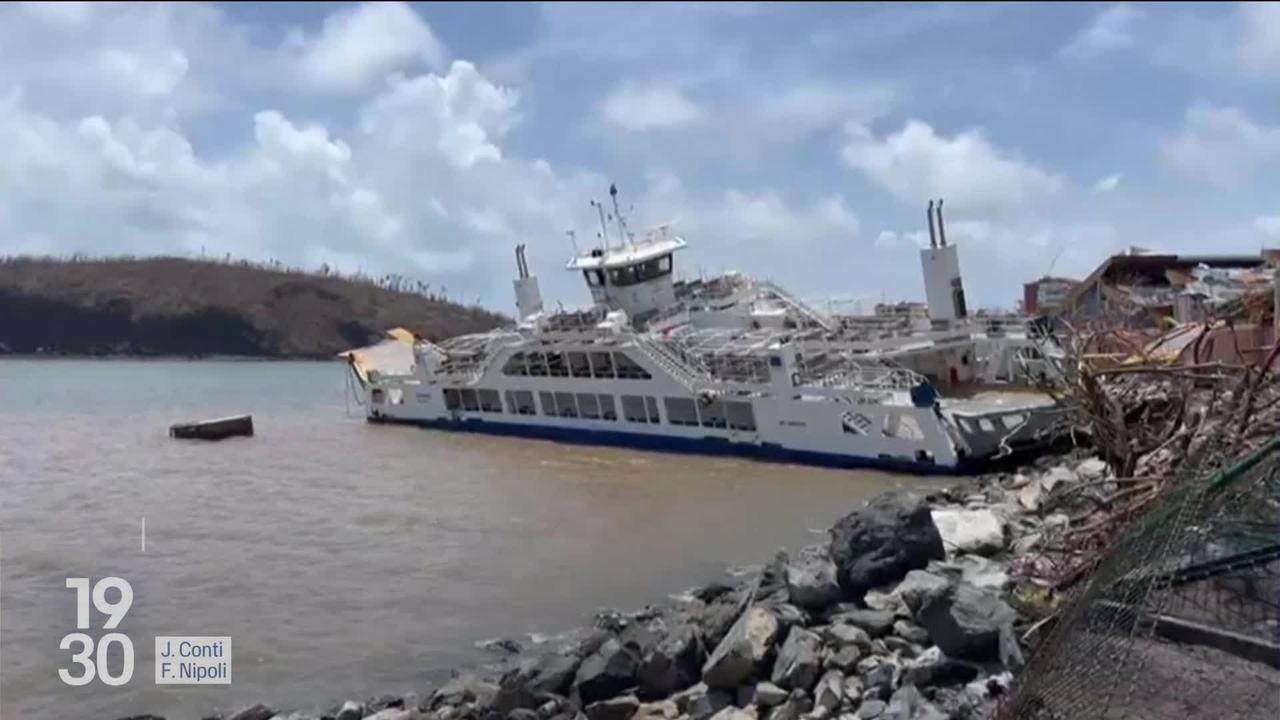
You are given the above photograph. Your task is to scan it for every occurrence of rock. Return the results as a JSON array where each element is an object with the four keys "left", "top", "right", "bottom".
[
  {"left": 813, "top": 671, "right": 844, "bottom": 712},
  {"left": 860, "top": 659, "right": 899, "bottom": 700},
  {"left": 829, "top": 609, "right": 895, "bottom": 638},
  {"left": 700, "top": 594, "right": 749, "bottom": 649},
  {"left": 510, "top": 710, "right": 542, "bottom": 720},
  {"left": 689, "top": 688, "right": 736, "bottom": 720},
  {"left": 709, "top": 708, "right": 757, "bottom": 720},
  {"left": 539, "top": 699, "right": 565, "bottom": 719},
  {"left": 929, "top": 509, "right": 1005, "bottom": 557},
  {"left": 495, "top": 652, "right": 583, "bottom": 711},
  {"left": 882, "top": 685, "right": 945, "bottom": 720},
  {"left": 229, "top": 706, "right": 275, "bottom": 720},
  {"left": 818, "top": 624, "right": 871, "bottom": 652},
  {"left": 771, "top": 626, "right": 823, "bottom": 691},
  {"left": 900, "top": 647, "right": 978, "bottom": 687},
  {"left": 862, "top": 591, "right": 908, "bottom": 618},
  {"left": 431, "top": 673, "right": 498, "bottom": 709},
  {"left": 478, "top": 636, "right": 524, "bottom": 655},
  {"left": 585, "top": 694, "right": 640, "bottom": 720},
  {"left": 622, "top": 619, "right": 668, "bottom": 658},
  {"left": 914, "top": 585, "right": 1022, "bottom": 667},
  {"left": 269, "top": 714, "right": 317, "bottom": 720},
  {"left": 335, "top": 701, "right": 363, "bottom": 720},
  {"left": 841, "top": 676, "right": 864, "bottom": 705},
  {"left": 638, "top": 623, "right": 705, "bottom": 699},
  {"left": 881, "top": 637, "right": 919, "bottom": 658},
  {"left": 1077, "top": 457, "right": 1108, "bottom": 480},
  {"left": 362, "top": 710, "right": 419, "bottom": 720},
  {"left": 856, "top": 700, "right": 886, "bottom": 719},
  {"left": 1015, "top": 480, "right": 1043, "bottom": 512},
  {"left": 928, "top": 556, "right": 1009, "bottom": 593},
  {"left": 1012, "top": 532, "right": 1041, "bottom": 554},
  {"left": 756, "top": 682, "right": 790, "bottom": 707},
  {"left": 767, "top": 603, "right": 809, "bottom": 631},
  {"left": 702, "top": 605, "right": 779, "bottom": 689},
  {"left": 891, "top": 621, "right": 930, "bottom": 645},
  {"left": 694, "top": 583, "right": 737, "bottom": 604},
  {"left": 823, "top": 645, "right": 862, "bottom": 673},
  {"left": 633, "top": 700, "right": 679, "bottom": 720},
  {"left": 575, "top": 639, "right": 641, "bottom": 705},
  {"left": 828, "top": 494, "right": 945, "bottom": 600},
  {"left": 891, "top": 572, "right": 951, "bottom": 615},
  {"left": 738, "top": 683, "right": 758, "bottom": 707},
  {"left": 786, "top": 546, "right": 841, "bottom": 611},
  {"left": 766, "top": 689, "right": 812, "bottom": 720}
]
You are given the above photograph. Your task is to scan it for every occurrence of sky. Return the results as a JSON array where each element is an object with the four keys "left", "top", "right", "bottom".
[{"left": 2, "top": 2, "right": 1279, "bottom": 314}]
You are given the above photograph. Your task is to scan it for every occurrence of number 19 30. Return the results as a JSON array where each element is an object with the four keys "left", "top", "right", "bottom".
[{"left": 60, "top": 577, "right": 134, "bottom": 687}]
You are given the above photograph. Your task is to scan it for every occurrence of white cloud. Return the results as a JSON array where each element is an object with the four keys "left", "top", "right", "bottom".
[
  {"left": 1061, "top": 4, "right": 1142, "bottom": 60},
  {"left": 600, "top": 82, "right": 706, "bottom": 131},
  {"left": 841, "top": 120, "right": 1065, "bottom": 214},
  {"left": 1162, "top": 102, "right": 1280, "bottom": 185},
  {"left": 1092, "top": 173, "right": 1122, "bottom": 193},
  {"left": 291, "top": 1, "right": 446, "bottom": 93},
  {"left": 1256, "top": 215, "right": 1280, "bottom": 238},
  {"left": 1239, "top": 2, "right": 1280, "bottom": 77}
]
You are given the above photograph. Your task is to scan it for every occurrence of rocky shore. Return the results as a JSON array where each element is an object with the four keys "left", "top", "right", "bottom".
[{"left": 125, "top": 450, "right": 1109, "bottom": 720}]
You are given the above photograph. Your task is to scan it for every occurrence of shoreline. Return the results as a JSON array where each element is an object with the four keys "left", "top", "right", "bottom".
[{"left": 132, "top": 446, "right": 1100, "bottom": 720}]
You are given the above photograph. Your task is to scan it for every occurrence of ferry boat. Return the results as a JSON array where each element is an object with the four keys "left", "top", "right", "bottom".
[{"left": 345, "top": 190, "right": 1061, "bottom": 473}]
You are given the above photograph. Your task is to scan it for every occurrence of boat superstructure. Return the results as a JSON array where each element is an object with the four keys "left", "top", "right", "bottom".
[{"left": 348, "top": 190, "right": 1061, "bottom": 472}]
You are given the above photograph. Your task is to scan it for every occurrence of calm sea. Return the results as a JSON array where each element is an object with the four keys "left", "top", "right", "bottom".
[{"left": 0, "top": 359, "right": 945, "bottom": 719}]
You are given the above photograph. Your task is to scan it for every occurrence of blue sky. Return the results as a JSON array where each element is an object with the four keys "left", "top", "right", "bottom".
[{"left": 2, "top": 2, "right": 1278, "bottom": 313}]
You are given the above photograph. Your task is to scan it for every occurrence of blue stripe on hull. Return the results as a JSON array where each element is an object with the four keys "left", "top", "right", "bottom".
[{"left": 367, "top": 413, "right": 963, "bottom": 476}]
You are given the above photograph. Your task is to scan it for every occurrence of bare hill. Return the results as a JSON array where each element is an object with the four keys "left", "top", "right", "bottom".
[{"left": 0, "top": 257, "right": 507, "bottom": 358}]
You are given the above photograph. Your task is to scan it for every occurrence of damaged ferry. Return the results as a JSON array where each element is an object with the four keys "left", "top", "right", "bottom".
[{"left": 344, "top": 190, "right": 1061, "bottom": 473}]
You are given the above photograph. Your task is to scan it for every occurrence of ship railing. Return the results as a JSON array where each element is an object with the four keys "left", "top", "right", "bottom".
[
  {"left": 632, "top": 335, "right": 708, "bottom": 392},
  {"left": 434, "top": 331, "right": 523, "bottom": 383},
  {"left": 798, "top": 358, "right": 924, "bottom": 392},
  {"left": 757, "top": 280, "right": 836, "bottom": 332}
]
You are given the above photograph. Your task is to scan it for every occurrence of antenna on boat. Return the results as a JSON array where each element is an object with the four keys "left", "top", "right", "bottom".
[
  {"left": 610, "top": 183, "right": 634, "bottom": 248},
  {"left": 590, "top": 199, "right": 610, "bottom": 249},
  {"left": 936, "top": 198, "right": 947, "bottom": 247}
]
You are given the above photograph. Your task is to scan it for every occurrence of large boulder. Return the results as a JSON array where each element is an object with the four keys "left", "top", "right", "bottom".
[
  {"left": 698, "top": 592, "right": 750, "bottom": 649},
  {"left": 637, "top": 623, "right": 705, "bottom": 700},
  {"left": 702, "top": 605, "right": 780, "bottom": 689},
  {"left": 829, "top": 494, "right": 945, "bottom": 599},
  {"left": 575, "top": 638, "right": 641, "bottom": 705},
  {"left": 914, "top": 584, "right": 1022, "bottom": 667},
  {"left": 929, "top": 509, "right": 1005, "bottom": 557},
  {"left": 900, "top": 646, "right": 979, "bottom": 687},
  {"left": 430, "top": 674, "right": 498, "bottom": 709},
  {"left": 493, "top": 652, "right": 583, "bottom": 712},
  {"left": 770, "top": 626, "right": 822, "bottom": 691},
  {"left": 785, "top": 546, "right": 841, "bottom": 611}
]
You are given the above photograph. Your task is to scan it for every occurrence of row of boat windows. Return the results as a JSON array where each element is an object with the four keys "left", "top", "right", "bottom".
[
  {"left": 502, "top": 350, "right": 652, "bottom": 380},
  {"left": 441, "top": 388, "right": 758, "bottom": 431}
]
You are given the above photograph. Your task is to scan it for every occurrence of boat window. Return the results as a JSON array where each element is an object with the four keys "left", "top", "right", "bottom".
[
  {"left": 568, "top": 351, "right": 592, "bottom": 378},
  {"left": 698, "top": 398, "right": 727, "bottom": 429},
  {"left": 512, "top": 390, "right": 537, "bottom": 415},
  {"left": 978, "top": 418, "right": 996, "bottom": 432},
  {"left": 539, "top": 391, "right": 557, "bottom": 416},
  {"left": 598, "top": 394, "right": 617, "bottom": 421},
  {"left": 460, "top": 388, "right": 480, "bottom": 412},
  {"left": 664, "top": 397, "right": 699, "bottom": 427},
  {"left": 479, "top": 389, "right": 503, "bottom": 413},
  {"left": 608, "top": 265, "right": 638, "bottom": 286},
  {"left": 622, "top": 395, "right": 648, "bottom": 423},
  {"left": 526, "top": 351, "right": 548, "bottom": 376},
  {"left": 726, "top": 401, "right": 757, "bottom": 432},
  {"left": 372, "top": 388, "right": 386, "bottom": 405},
  {"left": 589, "top": 351, "right": 615, "bottom": 379},
  {"left": 583, "top": 270, "right": 606, "bottom": 287},
  {"left": 577, "top": 393, "right": 600, "bottom": 419},
  {"left": 547, "top": 352, "right": 569, "bottom": 377},
  {"left": 613, "top": 352, "right": 652, "bottom": 380},
  {"left": 555, "top": 392, "right": 577, "bottom": 418},
  {"left": 443, "top": 388, "right": 460, "bottom": 411},
  {"left": 502, "top": 352, "right": 528, "bottom": 376},
  {"left": 882, "top": 413, "right": 925, "bottom": 441},
  {"left": 841, "top": 411, "right": 872, "bottom": 436},
  {"left": 645, "top": 396, "right": 661, "bottom": 423}
]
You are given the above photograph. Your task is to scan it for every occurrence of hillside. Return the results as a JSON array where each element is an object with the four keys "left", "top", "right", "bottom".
[{"left": 0, "top": 257, "right": 508, "bottom": 358}]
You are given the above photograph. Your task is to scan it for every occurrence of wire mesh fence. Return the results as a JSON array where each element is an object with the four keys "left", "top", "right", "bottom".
[{"left": 1000, "top": 434, "right": 1280, "bottom": 719}]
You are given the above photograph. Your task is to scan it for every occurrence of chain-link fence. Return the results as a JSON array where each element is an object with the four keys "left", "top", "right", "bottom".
[{"left": 1001, "top": 435, "right": 1280, "bottom": 719}]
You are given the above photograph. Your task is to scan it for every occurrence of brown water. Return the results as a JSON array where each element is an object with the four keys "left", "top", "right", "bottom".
[{"left": 0, "top": 359, "right": 946, "bottom": 719}]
